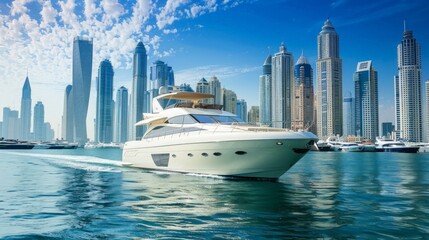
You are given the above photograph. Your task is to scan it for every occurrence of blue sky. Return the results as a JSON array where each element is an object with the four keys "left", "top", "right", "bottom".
[{"left": 1, "top": 0, "right": 429, "bottom": 139}]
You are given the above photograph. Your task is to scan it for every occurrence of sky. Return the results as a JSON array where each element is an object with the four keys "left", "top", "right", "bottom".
[{"left": 1, "top": 0, "right": 429, "bottom": 140}]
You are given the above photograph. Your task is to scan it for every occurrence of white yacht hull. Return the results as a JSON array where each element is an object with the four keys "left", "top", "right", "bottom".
[{"left": 123, "top": 132, "right": 316, "bottom": 179}]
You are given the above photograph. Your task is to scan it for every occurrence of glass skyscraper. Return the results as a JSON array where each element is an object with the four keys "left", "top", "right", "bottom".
[
  {"left": 62, "top": 85, "right": 74, "bottom": 143},
  {"left": 196, "top": 78, "right": 209, "bottom": 103},
  {"left": 222, "top": 88, "right": 237, "bottom": 114},
  {"left": 115, "top": 86, "right": 128, "bottom": 143},
  {"left": 72, "top": 37, "right": 93, "bottom": 145},
  {"left": 95, "top": 59, "right": 114, "bottom": 143},
  {"left": 316, "top": 18, "right": 343, "bottom": 138},
  {"left": 382, "top": 122, "right": 394, "bottom": 138},
  {"left": 34, "top": 101, "right": 45, "bottom": 141},
  {"left": 20, "top": 75, "right": 31, "bottom": 140},
  {"left": 271, "top": 43, "right": 294, "bottom": 129},
  {"left": 395, "top": 28, "right": 422, "bottom": 142},
  {"left": 343, "top": 94, "right": 355, "bottom": 137},
  {"left": 236, "top": 99, "right": 248, "bottom": 122},
  {"left": 354, "top": 61, "right": 379, "bottom": 141},
  {"left": 208, "top": 76, "right": 222, "bottom": 105},
  {"left": 129, "top": 42, "right": 148, "bottom": 140},
  {"left": 259, "top": 54, "right": 272, "bottom": 126}
]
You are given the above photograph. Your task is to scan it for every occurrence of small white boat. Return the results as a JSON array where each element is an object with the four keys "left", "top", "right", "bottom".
[
  {"left": 340, "top": 143, "right": 363, "bottom": 152},
  {"left": 375, "top": 139, "right": 419, "bottom": 153}
]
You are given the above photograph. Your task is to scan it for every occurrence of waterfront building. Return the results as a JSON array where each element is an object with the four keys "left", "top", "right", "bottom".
[
  {"left": 396, "top": 28, "right": 422, "bottom": 142},
  {"left": 2, "top": 107, "right": 10, "bottom": 138},
  {"left": 20, "top": 75, "right": 31, "bottom": 140},
  {"left": 129, "top": 42, "right": 148, "bottom": 141},
  {"left": 354, "top": 61, "right": 379, "bottom": 141},
  {"left": 196, "top": 78, "right": 210, "bottom": 103},
  {"left": 316, "top": 18, "right": 343, "bottom": 138},
  {"left": 259, "top": 54, "right": 272, "bottom": 126},
  {"left": 115, "top": 86, "right": 128, "bottom": 143},
  {"left": 343, "top": 94, "right": 355, "bottom": 137},
  {"left": 149, "top": 60, "right": 174, "bottom": 110},
  {"left": 248, "top": 106, "right": 260, "bottom": 124},
  {"left": 208, "top": 76, "right": 222, "bottom": 105},
  {"left": 33, "top": 101, "right": 45, "bottom": 141},
  {"left": 236, "top": 99, "right": 248, "bottom": 122},
  {"left": 72, "top": 36, "right": 93, "bottom": 145},
  {"left": 44, "top": 122, "right": 54, "bottom": 142},
  {"left": 222, "top": 88, "right": 237, "bottom": 114},
  {"left": 393, "top": 76, "right": 400, "bottom": 140},
  {"left": 293, "top": 51, "right": 314, "bottom": 132},
  {"left": 2, "top": 107, "right": 19, "bottom": 139},
  {"left": 382, "top": 122, "right": 394, "bottom": 139},
  {"left": 271, "top": 43, "right": 294, "bottom": 129},
  {"left": 62, "top": 85, "right": 74, "bottom": 143},
  {"left": 95, "top": 59, "right": 114, "bottom": 143},
  {"left": 178, "top": 83, "right": 194, "bottom": 92},
  {"left": 426, "top": 80, "right": 429, "bottom": 142}
]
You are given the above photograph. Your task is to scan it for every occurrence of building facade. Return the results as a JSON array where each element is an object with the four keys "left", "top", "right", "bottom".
[
  {"left": 129, "top": 42, "right": 148, "bottom": 141},
  {"left": 316, "top": 18, "right": 343, "bottom": 138},
  {"left": 149, "top": 60, "right": 174, "bottom": 110},
  {"left": 382, "top": 122, "right": 394, "bottom": 139},
  {"left": 236, "top": 99, "right": 248, "bottom": 122},
  {"left": 396, "top": 29, "right": 422, "bottom": 142},
  {"left": 62, "top": 85, "right": 74, "bottom": 142},
  {"left": 115, "top": 86, "right": 128, "bottom": 143},
  {"left": 196, "top": 78, "right": 210, "bottom": 103},
  {"left": 293, "top": 52, "right": 314, "bottom": 132},
  {"left": 248, "top": 106, "right": 260, "bottom": 124},
  {"left": 222, "top": 88, "right": 237, "bottom": 114},
  {"left": 33, "top": 101, "right": 45, "bottom": 141},
  {"left": 72, "top": 36, "right": 93, "bottom": 145},
  {"left": 259, "top": 54, "right": 272, "bottom": 126},
  {"left": 426, "top": 80, "right": 429, "bottom": 142},
  {"left": 20, "top": 75, "right": 31, "bottom": 140},
  {"left": 271, "top": 43, "right": 294, "bottom": 129},
  {"left": 2, "top": 107, "right": 19, "bottom": 139},
  {"left": 208, "top": 76, "right": 222, "bottom": 105},
  {"left": 95, "top": 59, "right": 114, "bottom": 143},
  {"left": 354, "top": 61, "right": 379, "bottom": 141},
  {"left": 343, "top": 94, "right": 355, "bottom": 137}
]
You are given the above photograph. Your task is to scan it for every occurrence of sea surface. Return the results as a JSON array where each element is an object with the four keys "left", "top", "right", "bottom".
[{"left": 0, "top": 149, "right": 429, "bottom": 239}]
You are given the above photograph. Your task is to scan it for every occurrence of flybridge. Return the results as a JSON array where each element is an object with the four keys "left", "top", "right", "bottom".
[{"left": 152, "top": 92, "right": 216, "bottom": 113}]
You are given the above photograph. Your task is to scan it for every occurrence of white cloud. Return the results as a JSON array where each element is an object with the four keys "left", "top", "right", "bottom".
[
  {"left": 101, "top": 0, "right": 125, "bottom": 21},
  {"left": 40, "top": 0, "right": 58, "bottom": 28}
]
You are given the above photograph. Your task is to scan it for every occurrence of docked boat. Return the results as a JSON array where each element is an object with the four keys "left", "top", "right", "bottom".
[
  {"left": 122, "top": 92, "right": 318, "bottom": 179},
  {"left": 0, "top": 139, "right": 34, "bottom": 149},
  {"left": 340, "top": 143, "right": 363, "bottom": 152},
  {"left": 375, "top": 139, "right": 419, "bottom": 153}
]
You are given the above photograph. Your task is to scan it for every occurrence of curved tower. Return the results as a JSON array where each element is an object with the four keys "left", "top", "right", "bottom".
[
  {"left": 62, "top": 85, "right": 74, "bottom": 142},
  {"left": 95, "top": 59, "right": 114, "bottom": 143},
  {"left": 259, "top": 54, "right": 272, "bottom": 125},
  {"left": 294, "top": 52, "right": 314, "bottom": 133},
  {"left": 20, "top": 75, "right": 32, "bottom": 140},
  {"left": 316, "top": 18, "right": 342, "bottom": 138}
]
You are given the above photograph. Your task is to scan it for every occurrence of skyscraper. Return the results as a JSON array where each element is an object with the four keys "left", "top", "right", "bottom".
[
  {"left": 271, "top": 43, "right": 294, "bottom": 129},
  {"left": 236, "top": 99, "right": 248, "bottom": 122},
  {"left": 293, "top": 51, "right": 314, "bottom": 132},
  {"left": 222, "top": 88, "right": 237, "bottom": 114},
  {"left": 316, "top": 18, "right": 343, "bottom": 138},
  {"left": 382, "top": 122, "right": 394, "bottom": 138},
  {"left": 426, "top": 80, "right": 429, "bottom": 142},
  {"left": 343, "top": 94, "right": 355, "bottom": 137},
  {"left": 62, "top": 85, "right": 74, "bottom": 142},
  {"left": 149, "top": 60, "right": 174, "bottom": 109},
  {"left": 208, "top": 76, "right": 222, "bottom": 105},
  {"left": 2, "top": 107, "right": 19, "bottom": 139},
  {"left": 115, "top": 86, "right": 128, "bottom": 143},
  {"left": 20, "top": 75, "right": 31, "bottom": 140},
  {"left": 95, "top": 59, "right": 114, "bottom": 143},
  {"left": 354, "top": 61, "right": 379, "bottom": 141},
  {"left": 259, "top": 54, "right": 272, "bottom": 126},
  {"left": 129, "top": 42, "right": 148, "bottom": 140},
  {"left": 393, "top": 75, "right": 400, "bottom": 140},
  {"left": 72, "top": 36, "right": 93, "bottom": 145},
  {"left": 196, "top": 78, "right": 210, "bottom": 103},
  {"left": 34, "top": 101, "right": 45, "bottom": 141},
  {"left": 396, "top": 28, "right": 422, "bottom": 142},
  {"left": 248, "top": 106, "right": 260, "bottom": 124}
]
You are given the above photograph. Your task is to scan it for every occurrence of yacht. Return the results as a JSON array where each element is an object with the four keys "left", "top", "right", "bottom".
[
  {"left": 122, "top": 92, "right": 318, "bottom": 179},
  {"left": 375, "top": 139, "right": 419, "bottom": 153},
  {"left": 0, "top": 139, "right": 34, "bottom": 149},
  {"left": 339, "top": 143, "right": 363, "bottom": 152}
]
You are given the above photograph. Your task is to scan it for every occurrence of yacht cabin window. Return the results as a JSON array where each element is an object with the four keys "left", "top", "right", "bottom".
[
  {"left": 166, "top": 115, "right": 197, "bottom": 124},
  {"left": 191, "top": 114, "right": 243, "bottom": 124}
]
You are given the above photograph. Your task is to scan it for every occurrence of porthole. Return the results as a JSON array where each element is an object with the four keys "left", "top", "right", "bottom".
[
  {"left": 202, "top": 153, "right": 208, "bottom": 157},
  {"left": 188, "top": 153, "right": 193, "bottom": 157},
  {"left": 213, "top": 152, "right": 222, "bottom": 156},
  {"left": 172, "top": 154, "right": 176, "bottom": 158},
  {"left": 235, "top": 151, "right": 247, "bottom": 155}
]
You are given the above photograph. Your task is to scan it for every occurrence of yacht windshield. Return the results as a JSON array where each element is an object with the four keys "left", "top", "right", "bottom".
[{"left": 191, "top": 114, "right": 244, "bottom": 124}]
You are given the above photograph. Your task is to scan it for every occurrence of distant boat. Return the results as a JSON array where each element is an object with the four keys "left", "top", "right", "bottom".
[
  {"left": 34, "top": 140, "right": 78, "bottom": 149},
  {"left": 375, "top": 139, "right": 419, "bottom": 153},
  {"left": 0, "top": 139, "right": 34, "bottom": 150}
]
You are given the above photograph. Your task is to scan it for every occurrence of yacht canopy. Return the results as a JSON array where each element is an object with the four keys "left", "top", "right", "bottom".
[
  {"left": 156, "top": 92, "right": 214, "bottom": 102},
  {"left": 135, "top": 116, "right": 167, "bottom": 126}
]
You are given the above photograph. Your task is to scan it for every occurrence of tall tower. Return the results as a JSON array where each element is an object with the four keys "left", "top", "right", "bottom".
[
  {"left": 354, "top": 60, "right": 379, "bottom": 141},
  {"left": 196, "top": 78, "right": 210, "bottom": 103},
  {"left": 343, "top": 93, "right": 355, "bottom": 137},
  {"left": 293, "top": 51, "right": 314, "bottom": 132},
  {"left": 95, "top": 59, "right": 114, "bottom": 143},
  {"left": 259, "top": 54, "right": 272, "bottom": 126},
  {"left": 396, "top": 28, "right": 422, "bottom": 142},
  {"left": 33, "top": 101, "right": 45, "bottom": 141},
  {"left": 316, "top": 18, "right": 343, "bottom": 138},
  {"left": 20, "top": 75, "right": 32, "bottom": 140},
  {"left": 393, "top": 75, "right": 400, "bottom": 140},
  {"left": 236, "top": 99, "right": 248, "bottom": 122},
  {"left": 222, "top": 88, "right": 237, "bottom": 114},
  {"left": 72, "top": 36, "right": 93, "bottom": 145},
  {"left": 129, "top": 42, "right": 148, "bottom": 140},
  {"left": 115, "top": 86, "right": 128, "bottom": 143},
  {"left": 271, "top": 43, "right": 294, "bottom": 129},
  {"left": 62, "top": 85, "right": 74, "bottom": 142},
  {"left": 426, "top": 80, "right": 429, "bottom": 142},
  {"left": 208, "top": 76, "right": 222, "bottom": 105}
]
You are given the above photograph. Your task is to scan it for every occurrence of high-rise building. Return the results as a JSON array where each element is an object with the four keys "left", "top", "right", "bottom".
[
  {"left": 222, "top": 88, "right": 237, "bottom": 114},
  {"left": 259, "top": 54, "right": 272, "bottom": 126},
  {"left": 396, "top": 28, "right": 422, "bottom": 142},
  {"left": 2, "top": 107, "right": 19, "bottom": 139},
  {"left": 148, "top": 60, "right": 174, "bottom": 110},
  {"left": 236, "top": 99, "right": 248, "bottom": 122},
  {"left": 208, "top": 76, "right": 222, "bottom": 105},
  {"left": 62, "top": 85, "right": 74, "bottom": 142},
  {"left": 316, "top": 18, "right": 343, "bottom": 138},
  {"left": 248, "top": 106, "right": 260, "bottom": 124},
  {"left": 343, "top": 94, "right": 355, "bottom": 137},
  {"left": 44, "top": 122, "right": 54, "bottom": 142},
  {"left": 393, "top": 75, "right": 400, "bottom": 140},
  {"left": 20, "top": 75, "right": 31, "bottom": 140},
  {"left": 426, "top": 80, "right": 429, "bottom": 142},
  {"left": 382, "top": 122, "right": 394, "bottom": 139},
  {"left": 115, "top": 86, "right": 128, "bottom": 143},
  {"left": 271, "top": 43, "right": 294, "bottom": 129},
  {"left": 0, "top": 122, "right": 2, "bottom": 138},
  {"left": 129, "top": 42, "right": 148, "bottom": 140},
  {"left": 354, "top": 61, "right": 379, "bottom": 141},
  {"left": 33, "top": 101, "right": 45, "bottom": 141},
  {"left": 196, "top": 78, "right": 210, "bottom": 103},
  {"left": 95, "top": 59, "right": 114, "bottom": 143},
  {"left": 72, "top": 36, "right": 93, "bottom": 145},
  {"left": 178, "top": 83, "right": 194, "bottom": 92},
  {"left": 293, "top": 51, "right": 314, "bottom": 132},
  {"left": 2, "top": 107, "right": 11, "bottom": 138}
]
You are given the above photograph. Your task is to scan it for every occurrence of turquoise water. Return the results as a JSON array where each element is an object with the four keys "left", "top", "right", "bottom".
[{"left": 1, "top": 149, "right": 429, "bottom": 239}]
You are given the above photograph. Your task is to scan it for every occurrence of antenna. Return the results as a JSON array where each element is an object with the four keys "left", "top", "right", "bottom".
[{"left": 404, "top": 19, "right": 406, "bottom": 32}]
